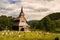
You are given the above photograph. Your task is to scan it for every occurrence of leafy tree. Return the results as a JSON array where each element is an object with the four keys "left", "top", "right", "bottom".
[
  {"left": 28, "top": 12, "right": 60, "bottom": 32},
  {"left": 0, "top": 15, "right": 15, "bottom": 30}
]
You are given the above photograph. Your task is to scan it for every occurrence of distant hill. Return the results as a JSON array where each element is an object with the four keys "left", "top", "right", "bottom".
[
  {"left": 28, "top": 12, "right": 60, "bottom": 32},
  {"left": 28, "top": 12, "right": 60, "bottom": 25},
  {"left": 48, "top": 12, "right": 60, "bottom": 20}
]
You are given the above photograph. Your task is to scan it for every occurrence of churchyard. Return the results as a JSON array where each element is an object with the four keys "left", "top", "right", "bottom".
[{"left": 0, "top": 30, "right": 60, "bottom": 40}]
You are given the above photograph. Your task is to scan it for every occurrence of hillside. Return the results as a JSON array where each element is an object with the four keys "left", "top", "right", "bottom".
[
  {"left": 28, "top": 12, "right": 60, "bottom": 32},
  {"left": 48, "top": 12, "right": 60, "bottom": 20}
]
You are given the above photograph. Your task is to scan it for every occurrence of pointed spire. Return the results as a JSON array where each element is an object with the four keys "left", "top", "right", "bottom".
[
  {"left": 19, "top": 6, "right": 24, "bottom": 17},
  {"left": 21, "top": 6, "right": 23, "bottom": 13}
]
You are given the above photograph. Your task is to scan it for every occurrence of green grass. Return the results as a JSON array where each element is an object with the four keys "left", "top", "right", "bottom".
[{"left": 0, "top": 31, "right": 60, "bottom": 40}]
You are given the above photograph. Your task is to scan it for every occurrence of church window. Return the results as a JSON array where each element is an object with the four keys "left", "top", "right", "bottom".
[{"left": 22, "top": 21, "right": 24, "bottom": 22}]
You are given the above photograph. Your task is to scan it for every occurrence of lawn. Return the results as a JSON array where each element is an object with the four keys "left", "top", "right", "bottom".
[{"left": 0, "top": 31, "right": 60, "bottom": 40}]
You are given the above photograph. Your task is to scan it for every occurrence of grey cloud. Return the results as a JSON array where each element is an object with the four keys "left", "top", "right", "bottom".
[
  {"left": 24, "top": 7, "right": 50, "bottom": 12},
  {"left": 0, "top": 7, "right": 13, "bottom": 11},
  {"left": 35, "top": 8, "right": 50, "bottom": 12},
  {"left": 0, "top": 0, "right": 21, "bottom": 4},
  {"left": 8, "top": 0, "right": 21, "bottom": 4},
  {"left": 29, "top": 0, "right": 54, "bottom": 3},
  {"left": 42, "top": 0, "right": 54, "bottom": 1},
  {"left": 0, "top": 0, "right": 59, "bottom": 21},
  {"left": 0, "top": 0, "right": 9, "bottom": 4}
]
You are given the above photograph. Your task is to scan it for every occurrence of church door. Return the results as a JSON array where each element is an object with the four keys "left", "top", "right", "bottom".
[{"left": 21, "top": 28, "right": 24, "bottom": 31}]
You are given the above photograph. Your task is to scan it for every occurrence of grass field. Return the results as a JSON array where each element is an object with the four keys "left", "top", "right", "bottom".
[{"left": 0, "top": 31, "right": 60, "bottom": 40}]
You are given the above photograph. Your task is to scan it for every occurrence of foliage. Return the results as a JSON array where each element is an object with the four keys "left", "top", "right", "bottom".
[
  {"left": 48, "top": 12, "right": 60, "bottom": 20},
  {"left": 28, "top": 12, "right": 60, "bottom": 32},
  {"left": 0, "top": 12, "right": 60, "bottom": 32},
  {"left": 0, "top": 15, "right": 15, "bottom": 30}
]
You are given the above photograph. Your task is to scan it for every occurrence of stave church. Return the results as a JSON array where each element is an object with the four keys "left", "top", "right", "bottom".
[{"left": 12, "top": 7, "right": 30, "bottom": 31}]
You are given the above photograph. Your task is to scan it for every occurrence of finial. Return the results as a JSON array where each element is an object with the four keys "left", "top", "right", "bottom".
[
  {"left": 21, "top": 6, "right": 23, "bottom": 13},
  {"left": 19, "top": 6, "right": 24, "bottom": 17}
]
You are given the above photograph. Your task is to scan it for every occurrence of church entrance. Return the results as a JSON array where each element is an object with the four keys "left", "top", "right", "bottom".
[{"left": 21, "top": 28, "right": 24, "bottom": 31}]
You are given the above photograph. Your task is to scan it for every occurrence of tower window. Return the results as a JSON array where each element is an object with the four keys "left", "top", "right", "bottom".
[{"left": 22, "top": 21, "right": 24, "bottom": 22}]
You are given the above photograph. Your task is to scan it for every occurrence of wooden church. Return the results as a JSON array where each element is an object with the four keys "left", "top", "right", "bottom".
[{"left": 12, "top": 7, "right": 30, "bottom": 31}]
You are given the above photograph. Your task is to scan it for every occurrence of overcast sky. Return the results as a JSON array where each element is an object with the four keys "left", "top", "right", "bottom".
[{"left": 0, "top": 0, "right": 60, "bottom": 21}]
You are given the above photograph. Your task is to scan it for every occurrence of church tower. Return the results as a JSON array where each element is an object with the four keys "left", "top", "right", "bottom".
[{"left": 12, "top": 7, "right": 30, "bottom": 31}]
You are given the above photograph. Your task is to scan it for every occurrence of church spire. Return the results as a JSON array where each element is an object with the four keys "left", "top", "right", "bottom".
[
  {"left": 19, "top": 6, "right": 24, "bottom": 17},
  {"left": 21, "top": 6, "right": 23, "bottom": 13}
]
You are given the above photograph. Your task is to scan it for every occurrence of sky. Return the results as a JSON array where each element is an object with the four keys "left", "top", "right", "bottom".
[{"left": 0, "top": 0, "right": 60, "bottom": 21}]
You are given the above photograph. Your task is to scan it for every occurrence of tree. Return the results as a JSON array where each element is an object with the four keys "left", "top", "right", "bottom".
[{"left": 0, "top": 15, "right": 15, "bottom": 30}]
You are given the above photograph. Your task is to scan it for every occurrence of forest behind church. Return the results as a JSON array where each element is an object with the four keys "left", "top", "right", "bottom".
[{"left": 0, "top": 12, "right": 60, "bottom": 33}]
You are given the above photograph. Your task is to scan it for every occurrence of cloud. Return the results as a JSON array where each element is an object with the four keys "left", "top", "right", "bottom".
[
  {"left": 0, "top": 0, "right": 60, "bottom": 21},
  {"left": 8, "top": 0, "right": 21, "bottom": 4}
]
